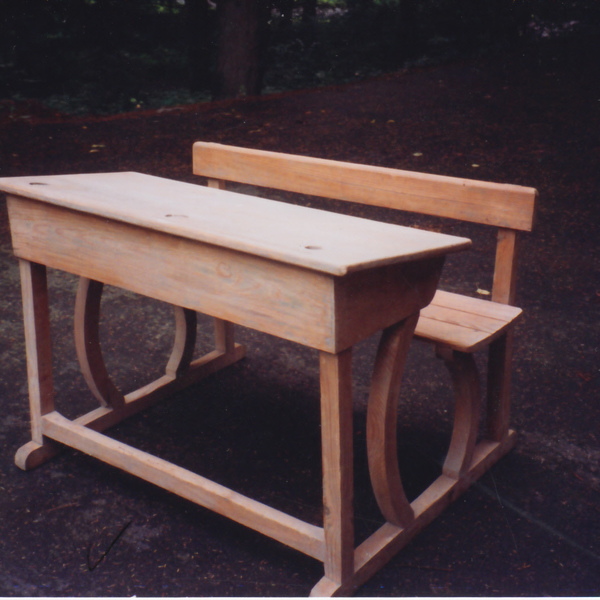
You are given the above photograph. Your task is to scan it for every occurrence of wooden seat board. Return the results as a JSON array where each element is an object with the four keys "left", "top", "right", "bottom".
[
  {"left": 429, "top": 290, "right": 523, "bottom": 320},
  {"left": 420, "top": 303, "right": 519, "bottom": 335},
  {"left": 416, "top": 291, "right": 522, "bottom": 352},
  {"left": 415, "top": 317, "right": 492, "bottom": 352}
]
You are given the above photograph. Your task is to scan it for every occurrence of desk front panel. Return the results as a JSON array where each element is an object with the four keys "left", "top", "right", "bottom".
[{"left": 9, "top": 196, "right": 443, "bottom": 353}]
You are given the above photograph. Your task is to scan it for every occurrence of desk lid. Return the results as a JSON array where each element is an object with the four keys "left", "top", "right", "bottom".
[{"left": 0, "top": 172, "right": 470, "bottom": 276}]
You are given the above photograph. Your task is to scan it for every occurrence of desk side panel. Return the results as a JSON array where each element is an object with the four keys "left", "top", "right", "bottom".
[
  {"left": 334, "top": 257, "right": 445, "bottom": 351},
  {"left": 7, "top": 196, "right": 337, "bottom": 351}
]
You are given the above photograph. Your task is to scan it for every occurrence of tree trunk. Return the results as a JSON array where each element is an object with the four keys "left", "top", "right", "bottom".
[
  {"left": 187, "top": 0, "right": 213, "bottom": 92},
  {"left": 214, "top": 0, "right": 268, "bottom": 99}
]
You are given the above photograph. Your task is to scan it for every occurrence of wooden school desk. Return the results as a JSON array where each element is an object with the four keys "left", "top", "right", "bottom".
[{"left": 2, "top": 171, "right": 485, "bottom": 595}]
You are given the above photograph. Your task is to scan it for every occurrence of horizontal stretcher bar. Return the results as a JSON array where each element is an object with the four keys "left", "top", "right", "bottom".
[{"left": 41, "top": 411, "right": 326, "bottom": 562}]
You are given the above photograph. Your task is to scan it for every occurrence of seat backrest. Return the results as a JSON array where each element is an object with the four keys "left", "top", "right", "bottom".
[{"left": 192, "top": 142, "right": 538, "bottom": 305}]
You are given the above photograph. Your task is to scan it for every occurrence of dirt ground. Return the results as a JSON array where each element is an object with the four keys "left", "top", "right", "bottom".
[{"left": 0, "top": 30, "right": 599, "bottom": 596}]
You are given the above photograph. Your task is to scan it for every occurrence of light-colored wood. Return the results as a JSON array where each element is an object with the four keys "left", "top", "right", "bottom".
[
  {"left": 18, "top": 270, "right": 246, "bottom": 471},
  {"left": 486, "top": 330, "right": 514, "bottom": 442},
  {"left": 1, "top": 176, "right": 469, "bottom": 277},
  {"left": 206, "top": 178, "right": 240, "bottom": 366},
  {"left": 190, "top": 144, "right": 536, "bottom": 595},
  {"left": 41, "top": 411, "right": 326, "bottom": 561},
  {"left": 7, "top": 195, "right": 334, "bottom": 351},
  {"left": 205, "top": 176, "right": 238, "bottom": 357},
  {"left": 207, "top": 177, "right": 226, "bottom": 190},
  {"left": 205, "top": 174, "right": 231, "bottom": 362},
  {"left": 15, "top": 260, "right": 61, "bottom": 470},
  {"left": 16, "top": 342, "right": 247, "bottom": 471},
  {"left": 214, "top": 318, "right": 235, "bottom": 354},
  {"left": 18, "top": 260, "right": 54, "bottom": 445},
  {"left": 193, "top": 142, "right": 538, "bottom": 231},
  {"left": 8, "top": 196, "right": 455, "bottom": 354},
  {"left": 415, "top": 290, "right": 522, "bottom": 352},
  {"left": 74, "top": 277, "right": 126, "bottom": 408},
  {"left": 165, "top": 305, "right": 197, "bottom": 377},
  {"left": 192, "top": 143, "right": 534, "bottom": 455},
  {"left": 311, "top": 430, "right": 518, "bottom": 596},
  {"left": 15, "top": 439, "right": 62, "bottom": 471},
  {"left": 438, "top": 350, "right": 481, "bottom": 479},
  {"left": 366, "top": 316, "right": 419, "bottom": 527},
  {"left": 77, "top": 343, "right": 246, "bottom": 433},
  {"left": 75, "top": 274, "right": 201, "bottom": 392},
  {"left": 319, "top": 349, "right": 355, "bottom": 588},
  {"left": 333, "top": 257, "right": 444, "bottom": 351},
  {"left": 7, "top": 195, "right": 463, "bottom": 354},
  {"left": 492, "top": 228, "right": 520, "bottom": 304},
  {"left": 3, "top": 161, "right": 528, "bottom": 596},
  {"left": 428, "top": 289, "right": 522, "bottom": 326}
]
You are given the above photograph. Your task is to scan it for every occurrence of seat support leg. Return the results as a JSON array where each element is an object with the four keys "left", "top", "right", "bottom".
[
  {"left": 486, "top": 331, "right": 514, "bottom": 442},
  {"left": 366, "top": 315, "right": 419, "bottom": 527},
  {"left": 437, "top": 348, "right": 481, "bottom": 479}
]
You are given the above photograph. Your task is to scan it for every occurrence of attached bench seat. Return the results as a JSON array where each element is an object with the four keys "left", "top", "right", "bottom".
[
  {"left": 191, "top": 141, "right": 537, "bottom": 464},
  {"left": 415, "top": 290, "right": 523, "bottom": 353}
]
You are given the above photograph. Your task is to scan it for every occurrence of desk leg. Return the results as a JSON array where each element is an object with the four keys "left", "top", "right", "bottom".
[
  {"left": 312, "top": 349, "right": 355, "bottom": 596},
  {"left": 15, "top": 260, "right": 61, "bottom": 470},
  {"left": 16, "top": 274, "right": 246, "bottom": 470}
]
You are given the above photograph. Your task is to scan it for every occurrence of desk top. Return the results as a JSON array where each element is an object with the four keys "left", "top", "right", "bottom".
[{"left": 0, "top": 172, "right": 470, "bottom": 276}]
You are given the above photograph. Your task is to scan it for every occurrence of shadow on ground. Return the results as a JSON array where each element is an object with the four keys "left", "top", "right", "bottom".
[{"left": 0, "top": 31, "right": 599, "bottom": 596}]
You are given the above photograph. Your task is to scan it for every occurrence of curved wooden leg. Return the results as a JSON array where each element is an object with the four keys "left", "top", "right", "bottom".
[
  {"left": 19, "top": 276, "right": 244, "bottom": 470},
  {"left": 322, "top": 320, "right": 514, "bottom": 595},
  {"left": 366, "top": 314, "right": 419, "bottom": 527},
  {"left": 71, "top": 278, "right": 245, "bottom": 433},
  {"left": 165, "top": 306, "right": 197, "bottom": 377},
  {"left": 437, "top": 348, "right": 481, "bottom": 480},
  {"left": 75, "top": 278, "right": 200, "bottom": 403},
  {"left": 74, "top": 277, "right": 125, "bottom": 408}
]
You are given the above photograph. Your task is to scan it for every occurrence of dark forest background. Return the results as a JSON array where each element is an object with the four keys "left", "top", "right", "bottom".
[{"left": 1, "top": 0, "right": 598, "bottom": 115}]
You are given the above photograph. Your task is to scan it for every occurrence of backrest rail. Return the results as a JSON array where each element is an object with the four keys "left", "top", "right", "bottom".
[
  {"left": 194, "top": 142, "right": 538, "bottom": 305},
  {"left": 193, "top": 142, "right": 537, "bottom": 232}
]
